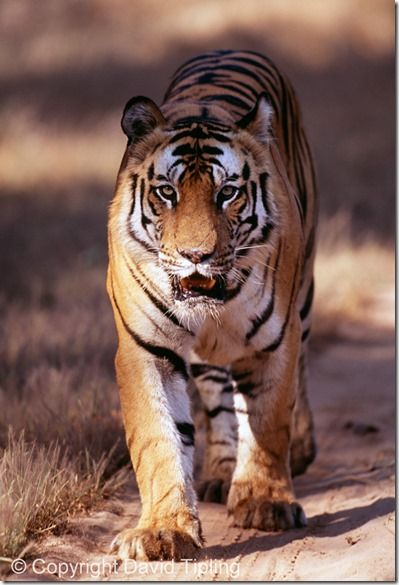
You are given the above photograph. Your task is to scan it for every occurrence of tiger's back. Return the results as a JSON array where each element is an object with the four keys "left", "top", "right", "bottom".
[{"left": 107, "top": 50, "right": 317, "bottom": 561}]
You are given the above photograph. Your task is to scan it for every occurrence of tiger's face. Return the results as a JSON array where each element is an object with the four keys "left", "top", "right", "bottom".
[{"left": 119, "top": 96, "right": 276, "bottom": 308}]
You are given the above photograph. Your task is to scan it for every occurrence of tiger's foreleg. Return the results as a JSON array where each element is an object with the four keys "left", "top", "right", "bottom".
[
  {"left": 190, "top": 357, "right": 237, "bottom": 503},
  {"left": 228, "top": 317, "right": 307, "bottom": 531},
  {"left": 290, "top": 347, "right": 317, "bottom": 476},
  {"left": 290, "top": 274, "right": 317, "bottom": 476},
  {"left": 110, "top": 333, "right": 203, "bottom": 561}
]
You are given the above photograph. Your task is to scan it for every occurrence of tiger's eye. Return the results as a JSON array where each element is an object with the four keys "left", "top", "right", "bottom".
[
  {"left": 156, "top": 184, "right": 177, "bottom": 203},
  {"left": 217, "top": 185, "right": 239, "bottom": 206},
  {"left": 221, "top": 186, "right": 235, "bottom": 197}
]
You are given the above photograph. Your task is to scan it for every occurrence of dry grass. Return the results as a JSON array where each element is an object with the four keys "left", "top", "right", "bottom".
[
  {"left": 0, "top": 223, "right": 129, "bottom": 559},
  {"left": 0, "top": 432, "right": 128, "bottom": 561},
  {"left": 0, "top": 257, "right": 130, "bottom": 561},
  {"left": 0, "top": 0, "right": 393, "bottom": 564}
]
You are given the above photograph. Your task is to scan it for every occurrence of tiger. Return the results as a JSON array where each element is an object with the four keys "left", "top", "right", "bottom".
[{"left": 107, "top": 49, "right": 317, "bottom": 561}]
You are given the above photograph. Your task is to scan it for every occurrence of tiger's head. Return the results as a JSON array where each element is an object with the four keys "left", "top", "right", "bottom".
[{"left": 113, "top": 95, "right": 278, "bottom": 312}]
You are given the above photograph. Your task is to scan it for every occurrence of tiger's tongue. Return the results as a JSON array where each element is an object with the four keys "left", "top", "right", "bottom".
[{"left": 180, "top": 273, "right": 216, "bottom": 292}]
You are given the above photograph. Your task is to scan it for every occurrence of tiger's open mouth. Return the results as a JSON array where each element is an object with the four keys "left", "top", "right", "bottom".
[{"left": 172, "top": 272, "right": 226, "bottom": 302}]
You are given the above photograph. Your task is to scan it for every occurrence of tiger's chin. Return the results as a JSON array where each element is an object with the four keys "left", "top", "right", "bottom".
[{"left": 170, "top": 273, "right": 227, "bottom": 327}]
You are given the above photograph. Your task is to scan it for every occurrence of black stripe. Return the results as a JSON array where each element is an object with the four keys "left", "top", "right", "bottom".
[
  {"left": 169, "top": 55, "right": 225, "bottom": 86},
  {"left": 262, "top": 264, "right": 299, "bottom": 353},
  {"left": 147, "top": 191, "right": 161, "bottom": 217},
  {"left": 134, "top": 261, "right": 170, "bottom": 304},
  {"left": 203, "top": 157, "right": 225, "bottom": 168},
  {"left": 305, "top": 226, "right": 316, "bottom": 260},
  {"left": 140, "top": 178, "right": 152, "bottom": 232},
  {"left": 147, "top": 163, "right": 154, "bottom": 181},
  {"left": 169, "top": 157, "right": 185, "bottom": 171},
  {"left": 261, "top": 221, "right": 274, "bottom": 241},
  {"left": 123, "top": 255, "right": 188, "bottom": 331},
  {"left": 171, "top": 62, "right": 226, "bottom": 87},
  {"left": 216, "top": 62, "right": 281, "bottom": 117},
  {"left": 240, "top": 213, "right": 258, "bottom": 230},
  {"left": 197, "top": 71, "right": 218, "bottom": 84},
  {"left": 205, "top": 406, "right": 235, "bottom": 418},
  {"left": 167, "top": 52, "right": 281, "bottom": 120},
  {"left": 226, "top": 267, "right": 252, "bottom": 301},
  {"left": 214, "top": 74, "right": 259, "bottom": 99},
  {"left": 300, "top": 279, "right": 314, "bottom": 321},
  {"left": 168, "top": 129, "right": 200, "bottom": 144},
  {"left": 167, "top": 124, "right": 231, "bottom": 144},
  {"left": 129, "top": 173, "right": 138, "bottom": 216},
  {"left": 280, "top": 78, "right": 291, "bottom": 164},
  {"left": 234, "top": 50, "right": 275, "bottom": 65},
  {"left": 127, "top": 225, "right": 157, "bottom": 254},
  {"left": 111, "top": 283, "right": 188, "bottom": 379},
  {"left": 172, "top": 143, "right": 195, "bottom": 157},
  {"left": 259, "top": 172, "right": 270, "bottom": 215},
  {"left": 236, "top": 382, "right": 256, "bottom": 396},
  {"left": 227, "top": 54, "right": 277, "bottom": 76},
  {"left": 301, "top": 328, "right": 311, "bottom": 342},
  {"left": 233, "top": 371, "right": 251, "bottom": 381},
  {"left": 174, "top": 50, "right": 228, "bottom": 72},
  {"left": 246, "top": 243, "right": 281, "bottom": 340},
  {"left": 171, "top": 117, "right": 231, "bottom": 133},
  {"left": 209, "top": 80, "right": 256, "bottom": 102},
  {"left": 176, "top": 422, "right": 195, "bottom": 446},
  {"left": 202, "top": 92, "right": 252, "bottom": 110},
  {"left": 201, "top": 145, "right": 224, "bottom": 155},
  {"left": 190, "top": 363, "right": 227, "bottom": 377},
  {"left": 155, "top": 173, "right": 168, "bottom": 181},
  {"left": 250, "top": 179, "right": 257, "bottom": 217},
  {"left": 190, "top": 63, "right": 265, "bottom": 95},
  {"left": 206, "top": 131, "right": 232, "bottom": 143}
]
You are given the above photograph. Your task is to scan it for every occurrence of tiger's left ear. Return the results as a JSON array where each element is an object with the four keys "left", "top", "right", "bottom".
[
  {"left": 121, "top": 96, "right": 166, "bottom": 144},
  {"left": 236, "top": 93, "right": 273, "bottom": 144}
]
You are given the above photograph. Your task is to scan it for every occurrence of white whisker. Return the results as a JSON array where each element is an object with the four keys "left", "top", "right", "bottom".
[{"left": 236, "top": 243, "right": 270, "bottom": 251}]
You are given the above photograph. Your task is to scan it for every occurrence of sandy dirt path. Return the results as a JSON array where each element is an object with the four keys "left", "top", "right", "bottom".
[{"left": 6, "top": 323, "right": 395, "bottom": 582}]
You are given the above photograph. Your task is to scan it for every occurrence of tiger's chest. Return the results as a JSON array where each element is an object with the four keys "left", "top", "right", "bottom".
[{"left": 192, "top": 276, "right": 285, "bottom": 365}]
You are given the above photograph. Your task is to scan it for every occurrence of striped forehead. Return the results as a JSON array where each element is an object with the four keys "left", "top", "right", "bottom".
[{"left": 151, "top": 130, "right": 244, "bottom": 184}]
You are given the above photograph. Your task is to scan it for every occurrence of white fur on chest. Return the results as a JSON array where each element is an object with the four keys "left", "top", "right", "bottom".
[{"left": 193, "top": 267, "right": 283, "bottom": 365}]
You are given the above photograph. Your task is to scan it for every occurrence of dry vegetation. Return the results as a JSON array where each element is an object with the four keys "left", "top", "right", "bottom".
[
  {"left": 0, "top": 0, "right": 394, "bottom": 567},
  {"left": 0, "top": 434, "right": 128, "bottom": 560}
]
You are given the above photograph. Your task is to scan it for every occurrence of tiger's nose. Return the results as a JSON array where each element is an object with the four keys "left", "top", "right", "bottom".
[{"left": 178, "top": 248, "right": 214, "bottom": 264}]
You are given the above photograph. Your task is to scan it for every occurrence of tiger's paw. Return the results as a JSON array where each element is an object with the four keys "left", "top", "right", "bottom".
[
  {"left": 197, "top": 478, "right": 230, "bottom": 504},
  {"left": 227, "top": 483, "right": 307, "bottom": 531},
  {"left": 110, "top": 527, "right": 202, "bottom": 561},
  {"left": 229, "top": 497, "right": 307, "bottom": 531}
]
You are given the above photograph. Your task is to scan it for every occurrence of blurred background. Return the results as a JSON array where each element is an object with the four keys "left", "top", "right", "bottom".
[{"left": 0, "top": 0, "right": 394, "bottom": 559}]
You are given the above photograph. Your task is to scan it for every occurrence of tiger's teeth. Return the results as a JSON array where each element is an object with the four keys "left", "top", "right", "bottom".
[{"left": 180, "top": 275, "right": 216, "bottom": 291}]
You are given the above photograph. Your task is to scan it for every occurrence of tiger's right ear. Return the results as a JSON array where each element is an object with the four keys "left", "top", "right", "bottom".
[
  {"left": 121, "top": 96, "right": 166, "bottom": 143},
  {"left": 236, "top": 93, "right": 273, "bottom": 144}
]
